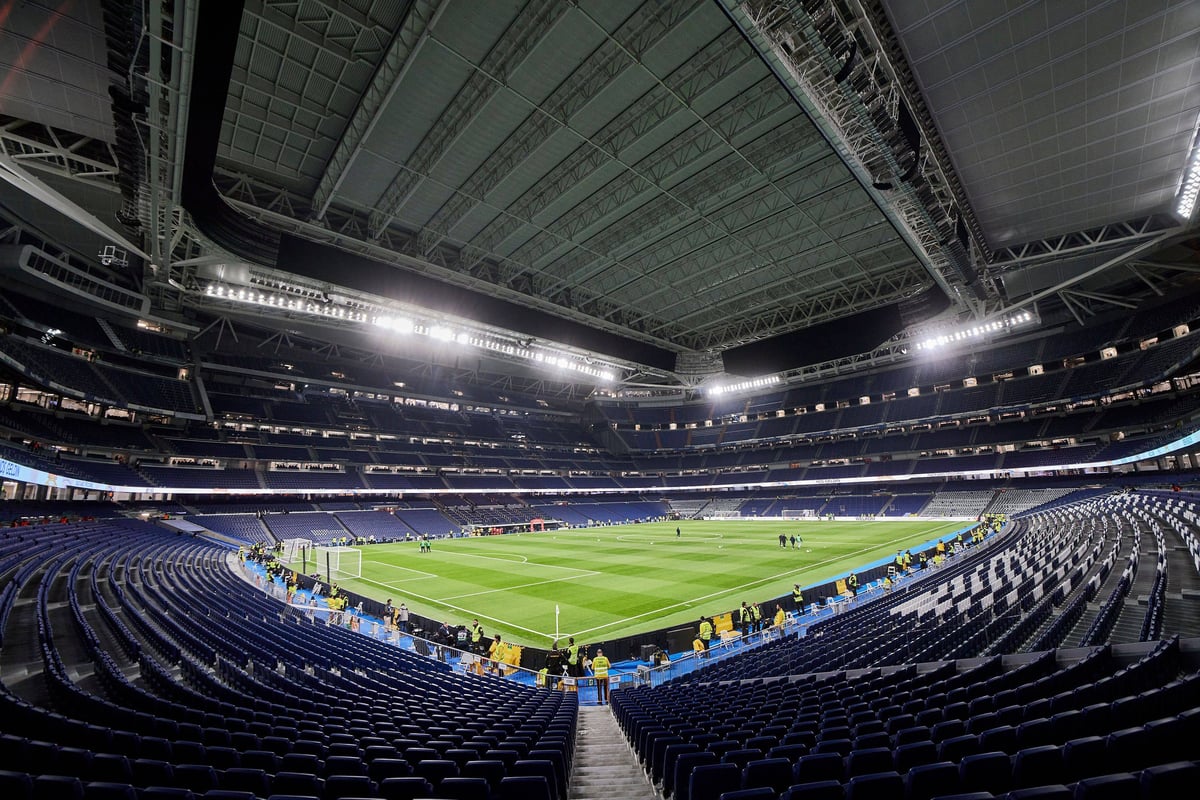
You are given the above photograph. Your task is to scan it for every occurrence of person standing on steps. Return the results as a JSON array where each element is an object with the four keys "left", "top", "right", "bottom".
[{"left": 592, "top": 648, "right": 611, "bottom": 704}]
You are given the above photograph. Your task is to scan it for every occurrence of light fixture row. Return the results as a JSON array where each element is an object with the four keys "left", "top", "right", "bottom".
[
  {"left": 914, "top": 311, "right": 1035, "bottom": 351},
  {"left": 374, "top": 316, "right": 616, "bottom": 381},
  {"left": 202, "top": 283, "right": 617, "bottom": 382},
  {"left": 205, "top": 284, "right": 370, "bottom": 321},
  {"left": 1176, "top": 132, "right": 1200, "bottom": 220},
  {"left": 708, "top": 375, "right": 781, "bottom": 395}
]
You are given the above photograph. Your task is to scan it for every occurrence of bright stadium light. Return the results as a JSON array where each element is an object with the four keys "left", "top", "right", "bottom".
[
  {"left": 914, "top": 310, "right": 1037, "bottom": 351},
  {"left": 1176, "top": 116, "right": 1200, "bottom": 220},
  {"left": 202, "top": 281, "right": 621, "bottom": 383},
  {"left": 708, "top": 375, "right": 781, "bottom": 395}
]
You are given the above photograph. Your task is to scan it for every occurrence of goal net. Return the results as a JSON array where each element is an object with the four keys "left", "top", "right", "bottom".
[
  {"left": 281, "top": 543, "right": 362, "bottom": 580},
  {"left": 281, "top": 538, "right": 313, "bottom": 564},
  {"left": 706, "top": 510, "right": 741, "bottom": 519},
  {"left": 780, "top": 509, "right": 818, "bottom": 520},
  {"left": 313, "top": 546, "right": 362, "bottom": 581}
]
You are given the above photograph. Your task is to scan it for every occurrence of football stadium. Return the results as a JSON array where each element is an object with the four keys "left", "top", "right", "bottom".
[{"left": 1, "top": 1, "right": 1200, "bottom": 799}]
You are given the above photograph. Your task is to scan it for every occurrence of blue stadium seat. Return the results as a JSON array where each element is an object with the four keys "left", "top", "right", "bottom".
[
  {"left": 938, "top": 735, "right": 981, "bottom": 763},
  {"left": 461, "top": 761, "right": 504, "bottom": 790},
  {"left": 81, "top": 783, "right": 137, "bottom": 800},
  {"left": 1071, "top": 773, "right": 1139, "bottom": 800},
  {"left": 268, "top": 772, "right": 323, "bottom": 798},
  {"left": 324, "top": 774, "right": 375, "bottom": 799},
  {"left": 412, "top": 758, "right": 458, "bottom": 786},
  {"left": 959, "top": 752, "right": 1012, "bottom": 795},
  {"left": 438, "top": 776, "right": 491, "bottom": 800},
  {"left": 690, "top": 763, "right": 742, "bottom": 800},
  {"left": 846, "top": 748, "right": 892, "bottom": 778},
  {"left": 1004, "top": 787, "right": 1071, "bottom": 799},
  {"left": 722, "top": 749, "right": 762, "bottom": 770},
  {"left": 137, "top": 789, "right": 194, "bottom": 800},
  {"left": 844, "top": 770, "right": 903, "bottom": 799},
  {"left": 0, "top": 771, "right": 32, "bottom": 800},
  {"left": 741, "top": 757, "right": 793, "bottom": 794},
  {"left": 497, "top": 775, "right": 551, "bottom": 800},
  {"left": 778, "top": 780, "right": 844, "bottom": 800},
  {"left": 717, "top": 789, "right": 776, "bottom": 800},
  {"left": 219, "top": 768, "right": 270, "bottom": 796},
  {"left": 893, "top": 740, "right": 938, "bottom": 773},
  {"left": 673, "top": 751, "right": 719, "bottom": 800},
  {"left": 511, "top": 760, "right": 558, "bottom": 800},
  {"left": 1010, "top": 746, "right": 1062, "bottom": 789},
  {"left": 378, "top": 776, "right": 435, "bottom": 800},
  {"left": 792, "top": 753, "right": 844, "bottom": 784},
  {"left": 33, "top": 775, "right": 84, "bottom": 800},
  {"left": 1138, "top": 760, "right": 1200, "bottom": 799},
  {"left": 1060, "top": 737, "right": 1105, "bottom": 783},
  {"left": 172, "top": 765, "right": 219, "bottom": 794},
  {"left": 904, "top": 761, "right": 960, "bottom": 800}
]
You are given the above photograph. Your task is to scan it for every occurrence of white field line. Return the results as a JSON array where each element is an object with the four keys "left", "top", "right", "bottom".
[
  {"left": 440, "top": 569, "right": 601, "bottom": 601},
  {"left": 559, "top": 523, "right": 956, "bottom": 640},
  {"left": 438, "top": 549, "right": 599, "bottom": 575},
  {"left": 615, "top": 531, "right": 724, "bottom": 542},
  {"left": 362, "top": 560, "right": 437, "bottom": 580},
  {"left": 352, "top": 521, "right": 960, "bottom": 643},
  {"left": 348, "top": 574, "right": 557, "bottom": 639}
]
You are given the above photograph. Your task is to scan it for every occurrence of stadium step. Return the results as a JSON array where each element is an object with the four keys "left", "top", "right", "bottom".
[{"left": 569, "top": 705, "right": 659, "bottom": 800}]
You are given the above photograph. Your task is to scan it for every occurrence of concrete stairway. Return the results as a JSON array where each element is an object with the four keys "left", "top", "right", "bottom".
[{"left": 570, "top": 705, "right": 658, "bottom": 800}]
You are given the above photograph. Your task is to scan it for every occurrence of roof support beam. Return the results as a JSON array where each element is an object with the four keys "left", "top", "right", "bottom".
[
  {"left": 367, "top": 0, "right": 569, "bottom": 238},
  {"left": 310, "top": 0, "right": 444, "bottom": 221},
  {"left": 986, "top": 215, "right": 1179, "bottom": 272},
  {"left": 719, "top": 0, "right": 993, "bottom": 316},
  {"left": 993, "top": 228, "right": 1185, "bottom": 320}
]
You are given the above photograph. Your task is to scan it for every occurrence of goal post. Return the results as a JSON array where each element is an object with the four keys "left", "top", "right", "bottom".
[
  {"left": 315, "top": 546, "right": 362, "bottom": 581},
  {"left": 280, "top": 541, "right": 361, "bottom": 581},
  {"left": 281, "top": 538, "right": 314, "bottom": 569}
]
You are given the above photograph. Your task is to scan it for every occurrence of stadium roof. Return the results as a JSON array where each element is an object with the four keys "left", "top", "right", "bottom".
[{"left": 1, "top": 0, "right": 1198, "bottom": 394}]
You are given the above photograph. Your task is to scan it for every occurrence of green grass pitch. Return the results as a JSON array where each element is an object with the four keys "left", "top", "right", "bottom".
[{"left": 323, "top": 519, "right": 966, "bottom": 647}]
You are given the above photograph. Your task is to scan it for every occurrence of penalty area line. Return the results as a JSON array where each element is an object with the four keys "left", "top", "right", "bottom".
[
  {"left": 346, "top": 575, "right": 559, "bottom": 641},
  {"left": 440, "top": 569, "right": 601, "bottom": 601}
]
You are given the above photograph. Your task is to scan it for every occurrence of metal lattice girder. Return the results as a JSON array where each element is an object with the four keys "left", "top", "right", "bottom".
[
  {"left": 461, "top": 13, "right": 744, "bottom": 264},
  {"left": 563, "top": 163, "right": 863, "bottom": 312},
  {"left": 310, "top": 0, "right": 443, "bottom": 220},
  {"left": 136, "top": 0, "right": 199, "bottom": 285},
  {"left": 695, "top": 265, "right": 923, "bottom": 350},
  {"left": 514, "top": 77, "right": 791, "bottom": 279},
  {"left": 847, "top": 0, "right": 989, "bottom": 264},
  {"left": 0, "top": 118, "right": 120, "bottom": 188},
  {"left": 985, "top": 215, "right": 1181, "bottom": 272},
  {"left": 499, "top": 32, "right": 762, "bottom": 267},
  {"left": 416, "top": 2, "right": 724, "bottom": 253},
  {"left": 553, "top": 144, "right": 838, "bottom": 298},
  {"left": 639, "top": 234, "right": 917, "bottom": 341},
  {"left": 367, "top": 0, "right": 569, "bottom": 238},
  {"left": 722, "top": 0, "right": 995, "bottom": 314},
  {"left": 214, "top": 169, "right": 687, "bottom": 353}
]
